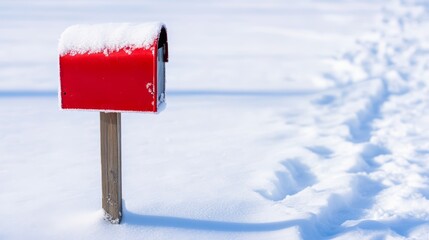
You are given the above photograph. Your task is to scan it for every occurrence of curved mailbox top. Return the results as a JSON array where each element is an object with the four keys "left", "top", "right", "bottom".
[{"left": 59, "top": 22, "right": 168, "bottom": 113}]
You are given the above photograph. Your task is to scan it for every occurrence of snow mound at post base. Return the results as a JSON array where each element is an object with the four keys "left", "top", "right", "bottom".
[{"left": 58, "top": 22, "right": 164, "bottom": 56}]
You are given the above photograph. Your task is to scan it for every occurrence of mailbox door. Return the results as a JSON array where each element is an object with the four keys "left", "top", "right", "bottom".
[{"left": 157, "top": 47, "right": 166, "bottom": 108}]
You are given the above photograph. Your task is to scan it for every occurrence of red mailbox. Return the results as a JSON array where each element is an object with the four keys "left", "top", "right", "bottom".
[{"left": 59, "top": 22, "right": 168, "bottom": 112}]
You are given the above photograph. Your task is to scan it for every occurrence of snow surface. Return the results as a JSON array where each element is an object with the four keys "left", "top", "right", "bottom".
[
  {"left": 58, "top": 22, "right": 164, "bottom": 56},
  {"left": 5, "top": 0, "right": 429, "bottom": 239}
]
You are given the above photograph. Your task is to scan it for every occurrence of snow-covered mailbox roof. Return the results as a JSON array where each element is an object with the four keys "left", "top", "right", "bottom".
[{"left": 59, "top": 22, "right": 168, "bottom": 112}]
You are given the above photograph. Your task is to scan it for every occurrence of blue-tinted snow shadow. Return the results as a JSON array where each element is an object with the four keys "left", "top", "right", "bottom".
[
  {"left": 122, "top": 210, "right": 306, "bottom": 232},
  {"left": 0, "top": 90, "right": 316, "bottom": 98},
  {"left": 123, "top": 209, "right": 429, "bottom": 237},
  {"left": 0, "top": 90, "right": 57, "bottom": 98}
]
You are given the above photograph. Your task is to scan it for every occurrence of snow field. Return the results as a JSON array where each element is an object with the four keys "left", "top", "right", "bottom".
[{"left": 268, "top": 1, "right": 429, "bottom": 238}]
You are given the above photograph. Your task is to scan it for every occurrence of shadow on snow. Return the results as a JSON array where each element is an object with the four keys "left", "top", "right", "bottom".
[
  {"left": 0, "top": 89, "right": 316, "bottom": 98},
  {"left": 122, "top": 210, "right": 306, "bottom": 232}
]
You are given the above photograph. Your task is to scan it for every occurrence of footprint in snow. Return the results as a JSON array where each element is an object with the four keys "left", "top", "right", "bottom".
[
  {"left": 306, "top": 145, "right": 333, "bottom": 159},
  {"left": 256, "top": 159, "right": 316, "bottom": 201}
]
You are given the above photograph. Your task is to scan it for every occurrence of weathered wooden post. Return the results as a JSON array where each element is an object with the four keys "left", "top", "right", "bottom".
[
  {"left": 58, "top": 22, "right": 168, "bottom": 223},
  {"left": 100, "top": 112, "right": 122, "bottom": 223}
]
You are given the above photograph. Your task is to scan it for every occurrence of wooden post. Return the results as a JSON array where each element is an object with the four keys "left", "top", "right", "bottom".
[{"left": 100, "top": 112, "right": 122, "bottom": 223}]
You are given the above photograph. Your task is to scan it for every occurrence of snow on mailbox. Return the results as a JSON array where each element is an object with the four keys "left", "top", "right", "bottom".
[
  {"left": 58, "top": 22, "right": 168, "bottom": 224},
  {"left": 59, "top": 22, "right": 168, "bottom": 112}
]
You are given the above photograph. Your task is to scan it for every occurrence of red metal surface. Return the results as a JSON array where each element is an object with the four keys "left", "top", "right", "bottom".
[{"left": 59, "top": 27, "right": 168, "bottom": 113}]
